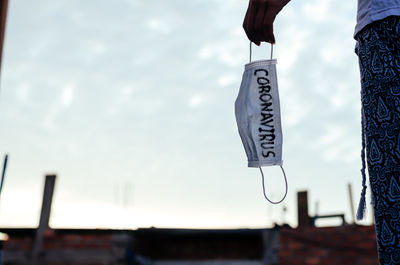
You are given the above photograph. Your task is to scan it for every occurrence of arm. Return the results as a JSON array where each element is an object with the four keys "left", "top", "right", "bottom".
[{"left": 243, "top": 0, "right": 291, "bottom": 45}]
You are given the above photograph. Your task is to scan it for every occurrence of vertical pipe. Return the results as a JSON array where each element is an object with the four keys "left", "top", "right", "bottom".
[
  {"left": 32, "top": 174, "right": 57, "bottom": 265},
  {"left": 297, "top": 191, "right": 311, "bottom": 227}
]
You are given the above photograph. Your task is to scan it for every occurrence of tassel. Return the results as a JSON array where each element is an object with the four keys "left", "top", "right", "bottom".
[
  {"left": 357, "top": 105, "right": 367, "bottom": 221},
  {"left": 356, "top": 185, "right": 367, "bottom": 220}
]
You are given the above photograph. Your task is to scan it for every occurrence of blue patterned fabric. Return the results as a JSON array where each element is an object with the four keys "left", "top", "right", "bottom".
[{"left": 356, "top": 15, "right": 400, "bottom": 265}]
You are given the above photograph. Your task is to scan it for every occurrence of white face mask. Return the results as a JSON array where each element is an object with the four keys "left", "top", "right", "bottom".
[{"left": 234, "top": 43, "right": 288, "bottom": 204}]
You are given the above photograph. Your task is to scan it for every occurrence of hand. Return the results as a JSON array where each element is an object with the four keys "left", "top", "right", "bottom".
[{"left": 243, "top": 0, "right": 290, "bottom": 45}]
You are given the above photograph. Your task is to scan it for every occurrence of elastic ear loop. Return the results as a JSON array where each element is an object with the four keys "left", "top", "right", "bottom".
[
  {"left": 259, "top": 166, "right": 288, "bottom": 204},
  {"left": 249, "top": 41, "right": 274, "bottom": 63}
]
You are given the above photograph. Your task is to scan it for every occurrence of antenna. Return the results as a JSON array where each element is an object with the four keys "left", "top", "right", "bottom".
[
  {"left": 123, "top": 181, "right": 130, "bottom": 209},
  {"left": 315, "top": 200, "right": 319, "bottom": 217},
  {"left": 282, "top": 205, "right": 287, "bottom": 225},
  {"left": 0, "top": 153, "right": 8, "bottom": 196}
]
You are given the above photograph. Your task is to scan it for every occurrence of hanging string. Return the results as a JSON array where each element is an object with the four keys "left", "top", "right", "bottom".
[{"left": 259, "top": 165, "right": 288, "bottom": 204}]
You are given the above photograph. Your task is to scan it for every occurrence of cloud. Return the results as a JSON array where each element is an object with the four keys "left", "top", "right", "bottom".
[
  {"left": 147, "top": 18, "right": 172, "bottom": 34},
  {"left": 282, "top": 93, "right": 312, "bottom": 127},
  {"left": 42, "top": 83, "right": 75, "bottom": 130},
  {"left": 61, "top": 84, "right": 74, "bottom": 107},
  {"left": 313, "top": 123, "right": 360, "bottom": 163},
  {"left": 302, "top": 0, "right": 330, "bottom": 22},
  {"left": 188, "top": 94, "right": 205, "bottom": 108},
  {"left": 218, "top": 74, "right": 238, "bottom": 87},
  {"left": 16, "top": 81, "right": 31, "bottom": 103}
]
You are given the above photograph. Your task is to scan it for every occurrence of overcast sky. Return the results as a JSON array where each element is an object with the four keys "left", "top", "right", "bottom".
[{"left": 0, "top": 0, "right": 373, "bottom": 229}]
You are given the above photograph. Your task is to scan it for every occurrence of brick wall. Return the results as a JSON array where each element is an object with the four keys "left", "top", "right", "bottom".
[
  {"left": 43, "top": 233, "right": 112, "bottom": 249},
  {"left": 3, "top": 236, "right": 32, "bottom": 252},
  {"left": 0, "top": 226, "right": 380, "bottom": 265},
  {"left": 3, "top": 231, "right": 112, "bottom": 251},
  {"left": 278, "top": 225, "right": 379, "bottom": 265},
  {"left": 2, "top": 230, "right": 119, "bottom": 265}
]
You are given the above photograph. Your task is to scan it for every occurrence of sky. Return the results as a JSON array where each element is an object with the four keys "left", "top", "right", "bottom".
[{"left": 0, "top": 0, "right": 373, "bottom": 229}]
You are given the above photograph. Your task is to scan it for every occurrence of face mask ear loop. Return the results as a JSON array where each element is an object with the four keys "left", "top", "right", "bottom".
[
  {"left": 249, "top": 42, "right": 274, "bottom": 62},
  {"left": 249, "top": 41, "right": 252, "bottom": 63},
  {"left": 259, "top": 165, "right": 288, "bottom": 204},
  {"left": 270, "top": 43, "right": 274, "bottom": 60}
]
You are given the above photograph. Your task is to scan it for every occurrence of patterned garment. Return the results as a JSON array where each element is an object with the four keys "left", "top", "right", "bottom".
[{"left": 356, "top": 15, "right": 400, "bottom": 265}]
